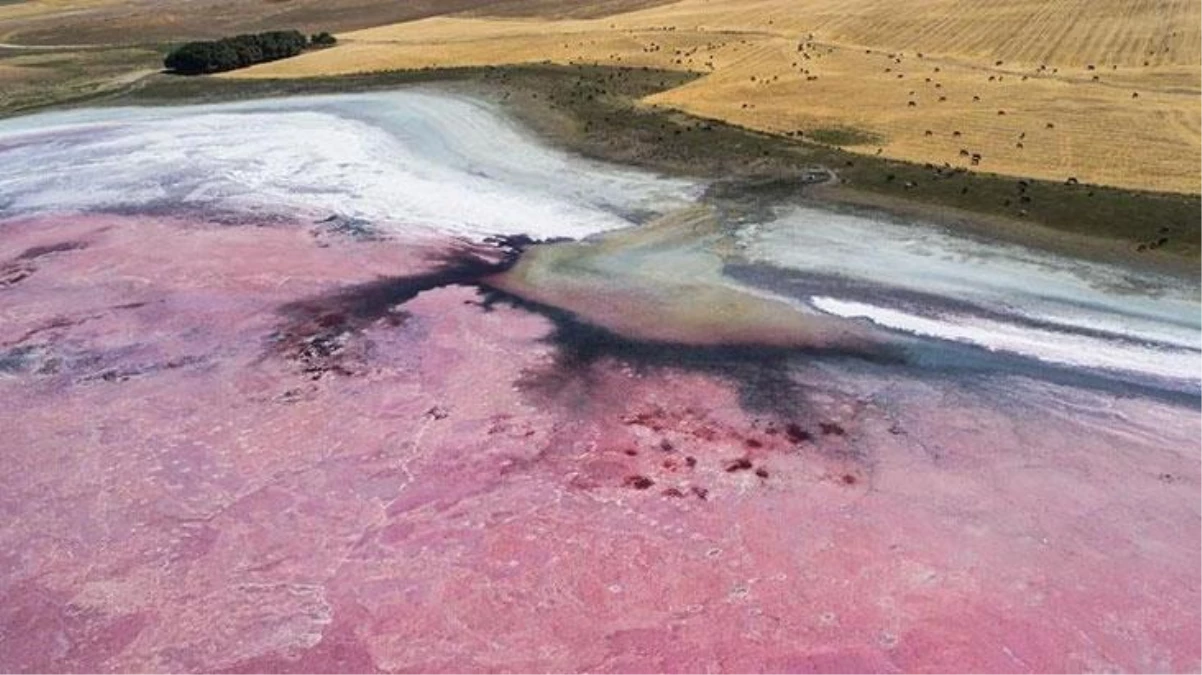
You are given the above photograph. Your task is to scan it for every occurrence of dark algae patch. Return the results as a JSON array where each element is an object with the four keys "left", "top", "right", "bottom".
[{"left": 268, "top": 236, "right": 893, "bottom": 414}]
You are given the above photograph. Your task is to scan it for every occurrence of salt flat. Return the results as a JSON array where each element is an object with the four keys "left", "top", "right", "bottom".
[{"left": 0, "top": 91, "right": 701, "bottom": 241}]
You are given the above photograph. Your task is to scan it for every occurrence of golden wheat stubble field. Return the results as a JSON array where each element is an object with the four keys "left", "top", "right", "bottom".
[{"left": 226, "top": 0, "right": 1202, "bottom": 194}]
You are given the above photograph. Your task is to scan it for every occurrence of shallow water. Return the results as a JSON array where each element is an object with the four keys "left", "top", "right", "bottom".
[{"left": 730, "top": 205, "right": 1201, "bottom": 392}]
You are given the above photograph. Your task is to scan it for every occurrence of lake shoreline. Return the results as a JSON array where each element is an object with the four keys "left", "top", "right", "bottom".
[{"left": 2, "top": 63, "right": 1198, "bottom": 280}]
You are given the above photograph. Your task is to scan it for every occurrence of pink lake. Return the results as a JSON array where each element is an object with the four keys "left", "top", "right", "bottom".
[{"left": 0, "top": 92, "right": 1198, "bottom": 674}]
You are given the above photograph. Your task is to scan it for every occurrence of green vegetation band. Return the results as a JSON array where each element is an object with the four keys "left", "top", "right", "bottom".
[{"left": 164, "top": 30, "right": 334, "bottom": 75}]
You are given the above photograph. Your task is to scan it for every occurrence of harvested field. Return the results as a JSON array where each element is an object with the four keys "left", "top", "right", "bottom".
[
  {"left": 225, "top": 0, "right": 1202, "bottom": 193},
  {"left": 0, "top": 0, "right": 670, "bottom": 44}
]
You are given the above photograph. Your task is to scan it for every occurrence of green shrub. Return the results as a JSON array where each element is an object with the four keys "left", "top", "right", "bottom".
[{"left": 310, "top": 32, "right": 337, "bottom": 47}]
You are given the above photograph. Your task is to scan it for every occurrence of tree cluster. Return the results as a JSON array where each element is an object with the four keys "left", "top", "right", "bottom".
[{"left": 164, "top": 30, "right": 332, "bottom": 75}]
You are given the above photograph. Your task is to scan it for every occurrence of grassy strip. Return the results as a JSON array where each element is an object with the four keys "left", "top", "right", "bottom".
[{"left": 0, "top": 45, "right": 164, "bottom": 117}]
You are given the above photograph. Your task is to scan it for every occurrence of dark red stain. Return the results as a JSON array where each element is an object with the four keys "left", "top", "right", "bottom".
[
  {"left": 661, "top": 487, "right": 685, "bottom": 498},
  {"left": 821, "top": 422, "right": 846, "bottom": 436},
  {"left": 659, "top": 439, "right": 675, "bottom": 452},
  {"left": 785, "top": 423, "right": 812, "bottom": 444},
  {"left": 841, "top": 473, "right": 858, "bottom": 485},
  {"left": 690, "top": 486, "right": 709, "bottom": 500},
  {"left": 745, "top": 438, "right": 763, "bottom": 448},
  {"left": 625, "top": 475, "right": 655, "bottom": 490},
  {"left": 755, "top": 467, "right": 770, "bottom": 479},
  {"left": 684, "top": 456, "right": 697, "bottom": 468}
]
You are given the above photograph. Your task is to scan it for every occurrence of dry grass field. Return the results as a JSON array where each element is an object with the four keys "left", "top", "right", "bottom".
[
  {"left": 0, "top": 45, "right": 160, "bottom": 114},
  {"left": 0, "top": 0, "right": 670, "bottom": 44},
  {"left": 223, "top": 0, "right": 1201, "bottom": 194}
]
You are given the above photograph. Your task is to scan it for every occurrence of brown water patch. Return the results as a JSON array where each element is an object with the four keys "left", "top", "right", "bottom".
[{"left": 487, "top": 207, "right": 888, "bottom": 352}]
